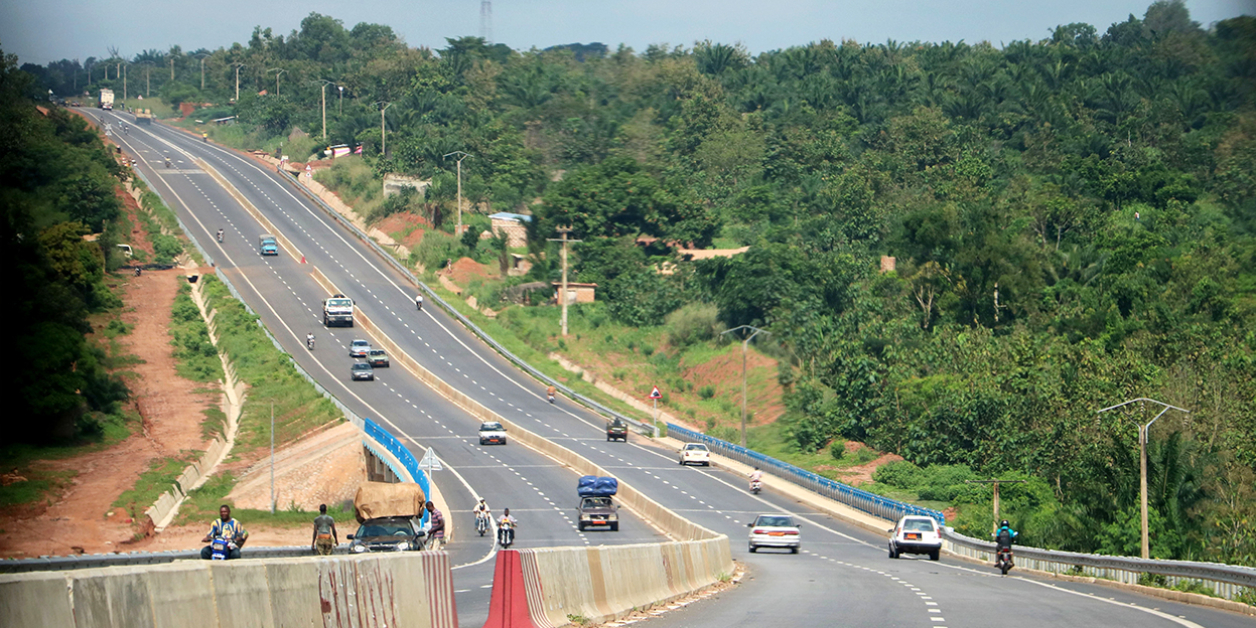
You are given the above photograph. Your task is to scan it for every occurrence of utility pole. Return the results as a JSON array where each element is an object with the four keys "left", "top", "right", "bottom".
[
  {"left": 720, "top": 325, "right": 770, "bottom": 447},
  {"left": 547, "top": 227, "right": 583, "bottom": 336},
  {"left": 144, "top": 63, "right": 151, "bottom": 97},
  {"left": 122, "top": 63, "right": 127, "bottom": 100},
  {"left": 194, "top": 54, "right": 208, "bottom": 91},
  {"left": 338, "top": 85, "right": 344, "bottom": 115},
  {"left": 1098, "top": 398, "right": 1190, "bottom": 559},
  {"left": 267, "top": 68, "right": 285, "bottom": 96},
  {"left": 270, "top": 402, "right": 276, "bottom": 514},
  {"left": 233, "top": 63, "right": 244, "bottom": 103},
  {"left": 965, "top": 479, "right": 1027, "bottom": 537},
  {"left": 169, "top": 57, "right": 174, "bottom": 81},
  {"left": 443, "top": 151, "right": 471, "bottom": 235},
  {"left": 375, "top": 101, "right": 392, "bottom": 156}
]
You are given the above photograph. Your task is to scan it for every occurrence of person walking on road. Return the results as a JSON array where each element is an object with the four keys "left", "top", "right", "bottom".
[
  {"left": 425, "top": 501, "right": 445, "bottom": 549},
  {"left": 312, "top": 504, "right": 338, "bottom": 556}
]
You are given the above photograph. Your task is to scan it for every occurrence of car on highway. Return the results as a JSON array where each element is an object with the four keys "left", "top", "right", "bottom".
[
  {"left": 679, "top": 442, "right": 711, "bottom": 466},
  {"left": 351, "top": 362, "right": 375, "bottom": 381},
  {"left": 888, "top": 515, "right": 942, "bottom": 560},
  {"left": 347, "top": 516, "right": 425, "bottom": 553},
  {"left": 606, "top": 418, "right": 628, "bottom": 442},
  {"left": 577, "top": 496, "right": 619, "bottom": 531},
  {"left": 748, "top": 514, "right": 800, "bottom": 553},
  {"left": 367, "top": 349, "right": 390, "bottom": 368},
  {"left": 349, "top": 339, "right": 370, "bottom": 358},
  {"left": 479, "top": 421, "right": 507, "bottom": 445}
]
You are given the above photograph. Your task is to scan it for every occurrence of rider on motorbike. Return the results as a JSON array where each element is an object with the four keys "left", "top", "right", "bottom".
[
  {"left": 749, "top": 467, "right": 763, "bottom": 492},
  {"left": 994, "top": 519, "right": 1017, "bottom": 567},
  {"left": 217, "top": 228, "right": 224, "bottom": 242},
  {"left": 415, "top": 294, "right": 424, "bottom": 311},
  {"left": 473, "top": 498, "right": 491, "bottom": 534},
  {"left": 498, "top": 508, "right": 517, "bottom": 547},
  {"left": 306, "top": 332, "right": 315, "bottom": 350},
  {"left": 546, "top": 385, "right": 557, "bottom": 404}
]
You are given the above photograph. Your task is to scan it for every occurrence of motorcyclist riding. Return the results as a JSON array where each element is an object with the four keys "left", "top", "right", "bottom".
[
  {"left": 202, "top": 132, "right": 209, "bottom": 142},
  {"left": 306, "top": 332, "right": 315, "bottom": 350},
  {"left": 217, "top": 229, "right": 224, "bottom": 243},
  {"left": 415, "top": 294, "right": 424, "bottom": 311},
  {"left": 201, "top": 505, "right": 248, "bottom": 560},
  {"left": 749, "top": 467, "right": 763, "bottom": 494},
  {"left": 473, "top": 498, "right": 491, "bottom": 536},
  {"left": 994, "top": 519, "right": 1017, "bottom": 570},
  {"left": 498, "top": 508, "right": 517, "bottom": 547},
  {"left": 546, "top": 385, "right": 556, "bottom": 404}
]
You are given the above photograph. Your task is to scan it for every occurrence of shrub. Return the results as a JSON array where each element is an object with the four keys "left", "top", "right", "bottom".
[
  {"left": 666, "top": 302, "right": 719, "bottom": 348},
  {"left": 829, "top": 439, "right": 847, "bottom": 461},
  {"left": 874, "top": 460, "right": 923, "bottom": 488},
  {"left": 642, "top": 344, "right": 655, "bottom": 357},
  {"left": 698, "top": 385, "right": 716, "bottom": 399}
]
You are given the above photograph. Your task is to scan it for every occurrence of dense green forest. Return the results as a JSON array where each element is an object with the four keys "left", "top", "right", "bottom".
[
  {"left": 21, "top": 1, "right": 1256, "bottom": 564},
  {"left": 2, "top": 49, "right": 131, "bottom": 447}
]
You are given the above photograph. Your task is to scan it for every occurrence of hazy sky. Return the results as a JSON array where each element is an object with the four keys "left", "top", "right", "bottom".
[{"left": 2, "top": 0, "right": 1252, "bottom": 64}]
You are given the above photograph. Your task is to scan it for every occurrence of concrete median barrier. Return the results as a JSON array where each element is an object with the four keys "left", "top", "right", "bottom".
[{"left": 0, "top": 551, "right": 456, "bottom": 628}]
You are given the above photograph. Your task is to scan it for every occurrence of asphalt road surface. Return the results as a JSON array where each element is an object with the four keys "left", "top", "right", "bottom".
[{"left": 83, "top": 110, "right": 1256, "bottom": 628}]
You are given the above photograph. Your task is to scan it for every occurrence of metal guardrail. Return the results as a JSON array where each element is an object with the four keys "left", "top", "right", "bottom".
[
  {"left": 942, "top": 528, "right": 1256, "bottom": 602},
  {"left": 667, "top": 424, "right": 946, "bottom": 525},
  {"left": 0, "top": 546, "right": 327, "bottom": 575}
]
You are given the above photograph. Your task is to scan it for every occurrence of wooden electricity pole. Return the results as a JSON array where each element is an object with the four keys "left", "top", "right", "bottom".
[{"left": 966, "top": 479, "right": 1027, "bottom": 537}]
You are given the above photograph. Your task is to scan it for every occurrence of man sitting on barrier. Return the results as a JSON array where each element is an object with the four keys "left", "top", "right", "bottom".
[{"left": 200, "top": 505, "right": 249, "bottom": 560}]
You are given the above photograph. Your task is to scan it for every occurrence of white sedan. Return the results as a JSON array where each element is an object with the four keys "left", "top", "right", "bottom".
[
  {"left": 748, "top": 514, "right": 800, "bottom": 553},
  {"left": 888, "top": 515, "right": 943, "bottom": 560},
  {"left": 679, "top": 443, "right": 711, "bottom": 466}
]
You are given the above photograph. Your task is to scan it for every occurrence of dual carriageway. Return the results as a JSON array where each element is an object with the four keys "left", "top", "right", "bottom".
[{"left": 81, "top": 109, "right": 1253, "bottom": 628}]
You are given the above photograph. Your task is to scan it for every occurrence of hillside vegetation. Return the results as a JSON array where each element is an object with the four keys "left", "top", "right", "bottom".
[{"left": 22, "top": 1, "right": 1256, "bottom": 564}]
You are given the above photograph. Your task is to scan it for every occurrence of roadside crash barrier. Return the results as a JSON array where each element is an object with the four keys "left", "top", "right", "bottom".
[
  {"left": 942, "top": 528, "right": 1256, "bottom": 602},
  {"left": 0, "top": 550, "right": 458, "bottom": 628},
  {"left": 666, "top": 423, "right": 945, "bottom": 525},
  {"left": 482, "top": 539, "right": 733, "bottom": 628}
]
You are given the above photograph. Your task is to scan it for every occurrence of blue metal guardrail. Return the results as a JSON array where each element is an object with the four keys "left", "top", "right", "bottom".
[
  {"left": 363, "top": 418, "right": 431, "bottom": 527},
  {"left": 667, "top": 423, "right": 946, "bottom": 525}
]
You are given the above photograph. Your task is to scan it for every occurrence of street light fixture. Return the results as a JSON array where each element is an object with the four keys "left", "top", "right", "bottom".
[
  {"left": 338, "top": 85, "right": 344, "bottom": 115},
  {"left": 233, "top": 63, "right": 245, "bottom": 103},
  {"left": 1097, "top": 398, "right": 1190, "bottom": 559},
  {"left": 443, "top": 151, "right": 472, "bottom": 236},
  {"left": 375, "top": 101, "right": 393, "bottom": 156},
  {"left": 266, "top": 68, "right": 286, "bottom": 96},
  {"left": 719, "top": 325, "right": 770, "bottom": 448}
]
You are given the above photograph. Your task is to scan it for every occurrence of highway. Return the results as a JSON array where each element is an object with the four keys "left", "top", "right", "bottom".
[{"left": 83, "top": 109, "right": 1256, "bottom": 628}]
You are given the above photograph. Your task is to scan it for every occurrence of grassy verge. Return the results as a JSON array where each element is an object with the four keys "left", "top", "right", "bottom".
[
  {"left": 129, "top": 176, "right": 202, "bottom": 265},
  {"left": 170, "top": 284, "right": 223, "bottom": 383},
  {"left": 112, "top": 456, "right": 193, "bottom": 514},
  {"left": 177, "top": 473, "right": 353, "bottom": 529},
  {"left": 198, "top": 273, "right": 341, "bottom": 454}
]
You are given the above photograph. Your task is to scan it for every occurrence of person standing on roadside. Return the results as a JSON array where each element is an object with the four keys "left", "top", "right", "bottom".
[
  {"left": 311, "top": 504, "right": 338, "bottom": 556},
  {"left": 425, "top": 501, "right": 445, "bottom": 549}
]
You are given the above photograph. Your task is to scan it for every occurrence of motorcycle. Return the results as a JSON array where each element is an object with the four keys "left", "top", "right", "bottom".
[
  {"left": 209, "top": 537, "right": 235, "bottom": 561},
  {"left": 996, "top": 548, "right": 1014, "bottom": 575},
  {"left": 476, "top": 513, "right": 489, "bottom": 537},
  {"left": 134, "top": 266, "right": 142, "bottom": 277},
  {"left": 497, "top": 523, "right": 514, "bottom": 548},
  {"left": 216, "top": 230, "right": 224, "bottom": 243},
  {"left": 750, "top": 479, "right": 762, "bottom": 495},
  {"left": 306, "top": 335, "right": 315, "bottom": 350}
]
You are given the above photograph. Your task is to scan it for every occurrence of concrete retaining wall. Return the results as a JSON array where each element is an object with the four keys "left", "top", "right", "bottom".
[{"left": 0, "top": 551, "right": 457, "bottom": 628}]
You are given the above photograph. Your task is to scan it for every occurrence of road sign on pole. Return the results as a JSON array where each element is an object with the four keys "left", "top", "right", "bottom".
[
  {"left": 649, "top": 386, "right": 662, "bottom": 399},
  {"left": 648, "top": 386, "right": 662, "bottom": 437},
  {"left": 419, "top": 447, "right": 442, "bottom": 473}
]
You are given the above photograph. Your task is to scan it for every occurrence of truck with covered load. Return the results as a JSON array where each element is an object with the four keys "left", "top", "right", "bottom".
[
  {"left": 576, "top": 475, "right": 620, "bottom": 531},
  {"left": 323, "top": 293, "right": 355, "bottom": 327},
  {"left": 347, "top": 481, "right": 427, "bottom": 554},
  {"left": 134, "top": 108, "right": 154, "bottom": 125},
  {"left": 99, "top": 89, "right": 114, "bottom": 110}
]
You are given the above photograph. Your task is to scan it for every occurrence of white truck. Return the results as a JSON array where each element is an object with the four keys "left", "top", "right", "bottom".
[
  {"left": 323, "top": 293, "right": 355, "bottom": 327},
  {"left": 99, "top": 89, "right": 114, "bottom": 110}
]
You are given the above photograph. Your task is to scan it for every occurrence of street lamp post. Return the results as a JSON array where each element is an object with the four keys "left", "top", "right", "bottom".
[
  {"left": 375, "top": 101, "right": 393, "bottom": 156},
  {"left": 318, "top": 80, "right": 335, "bottom": 140},
  {"left": 720, "top": 325, "right": 770, "bottom": 448},
  {"left": 267, "top": 68, "right": 285, "bottom": 96},
  {"left": 192, "top": 53, "right": 208, "bottom": 91},
  {"left": 338, "top": 85, "right": 344, "bottom": 115},
  {"left": 233, "top": 63, "right": 245, "bottom": 103},
  {"left": 443, "top": 151, "right": 471, "bottom": 235},
  {"left": 1097, "top": 398, "right": 1190, "bottom": 559}
]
